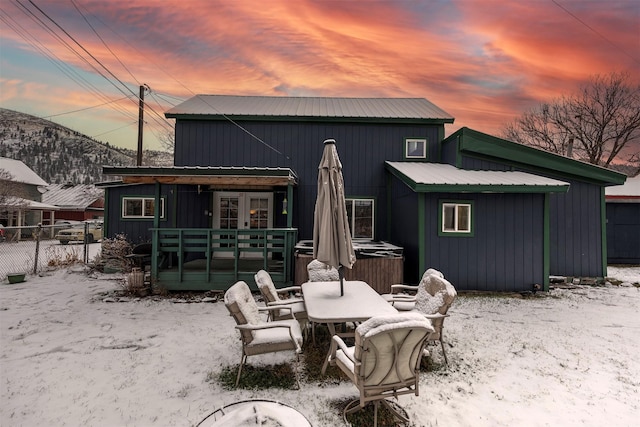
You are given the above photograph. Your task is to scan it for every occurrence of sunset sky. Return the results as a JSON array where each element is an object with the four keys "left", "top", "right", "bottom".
[{"left": 1, "top": 0, "right": 639, "bottom": 152}]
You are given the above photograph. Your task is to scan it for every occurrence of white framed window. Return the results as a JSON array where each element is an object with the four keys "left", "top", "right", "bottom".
[
  {"left": 346, "top": 198, "right": 374, "bottom": 239},
  {"left": 122, "top": 197, "right": 165, "bottom": 219},
  {"left": 440, "top": 201, "right": 472, "bottom": 235},
  {"left": 405, "top": 138, "right": 427, "bottom": 159}
]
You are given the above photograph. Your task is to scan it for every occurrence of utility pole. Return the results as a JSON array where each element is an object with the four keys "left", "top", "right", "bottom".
[{"left": 137, "top": 84, "right": 145, "bottom": 166}]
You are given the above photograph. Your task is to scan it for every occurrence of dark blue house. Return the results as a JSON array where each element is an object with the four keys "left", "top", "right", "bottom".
[
  {"left": 101, "top": 95, "right": 626, "bottom": 292},
  {"left": 606, "top": 174, "right": 640, "bottom": 264}
]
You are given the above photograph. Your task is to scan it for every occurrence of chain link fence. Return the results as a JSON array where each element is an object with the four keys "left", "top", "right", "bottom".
[{"left": 0, "top": 224, "right": 102, "bottom": 282}]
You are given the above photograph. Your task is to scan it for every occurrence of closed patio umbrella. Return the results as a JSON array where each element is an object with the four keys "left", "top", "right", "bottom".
[{"left": 313, "top": 139, "right": 356, "bottom": 296}]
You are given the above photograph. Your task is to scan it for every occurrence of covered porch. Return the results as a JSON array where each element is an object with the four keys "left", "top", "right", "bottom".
[
  {"left": 151, "top": 227, "right": 297, "bottom": 290},
  {"left": 103, "top": 165, "right": 298, "bottom": 291}
]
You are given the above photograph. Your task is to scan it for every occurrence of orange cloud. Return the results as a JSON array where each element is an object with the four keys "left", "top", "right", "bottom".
[{"left": 1, "top": 0, "right": 638, "bottom": 149}]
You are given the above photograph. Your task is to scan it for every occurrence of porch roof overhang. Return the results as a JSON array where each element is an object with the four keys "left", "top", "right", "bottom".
[
  {"left": 0, "top": 196, "right": 60, "bottom": 211},
  {"left": 102, "top": 166, "right": 298, "bottom": 189},
  {"left": 386, "top": 162, "right": 570, "bottom": 193}
]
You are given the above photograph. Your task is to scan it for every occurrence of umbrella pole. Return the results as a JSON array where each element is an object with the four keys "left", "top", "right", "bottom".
[{"left": 339, "top": 265, "right": 344, "bottom": 296}]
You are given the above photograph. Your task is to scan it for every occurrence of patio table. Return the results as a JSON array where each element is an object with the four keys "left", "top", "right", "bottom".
[{"left": 301, "top": 280, "right": 398, "bottom": 373}]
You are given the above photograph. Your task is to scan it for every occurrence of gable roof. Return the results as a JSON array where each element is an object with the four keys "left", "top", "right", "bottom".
[
  {"left": 386, "top": 162, "right": 569, "bottom": 193},
  {"left": 444, "top": 127, "right": 627, "bottom": 186},
  {"left": 0, "top": 157, "right": 48, "bottom": 187},
  {"left": 42, "top": 184, "right": 103, "bottom": 209},
  {"left": 165, "top": 95, "right": 454, "bottom": 124}
]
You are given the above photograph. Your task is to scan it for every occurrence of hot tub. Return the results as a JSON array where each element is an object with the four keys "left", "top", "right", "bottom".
[
  {"left": 294, "top": 239, "right": 403, "bottom": 258},
  {"left": 294, "top": 240, "right": 404, "bottom": 293}
]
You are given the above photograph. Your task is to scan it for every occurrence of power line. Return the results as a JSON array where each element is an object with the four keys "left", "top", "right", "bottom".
[
  {"left": 0, "top": 5, "right": 136, "bottom": 122},
  {"left": 551, "top": 0, "right": 640, "bottom": 66},
  {"left": 25, "top": 0, "right": 140, "bottom": 104},
  {"left": 41, "top": 96, "right": 133, "bottom": 118},
  {"left": 69, "top": 0, "right": 140, "bottom": 86},
  {"left": 91, "top": 121, "right": 137, "bottom": 138},
  {"left": 70, "top": 2, "right": 291, "bottom": 160}
]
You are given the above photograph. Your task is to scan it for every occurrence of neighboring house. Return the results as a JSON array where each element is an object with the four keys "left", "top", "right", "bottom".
[
  {"left": 605, "top": 174, "right": 640, "bottom": 264},
  {"left": 0, "top": 157, "right": 58, "bottom": 234},
  {"left": 42, "top": 184, "right": 104, "bottom": 223},
  {"left": 100, "top": 95, "right": 626, "bottom": 292}
]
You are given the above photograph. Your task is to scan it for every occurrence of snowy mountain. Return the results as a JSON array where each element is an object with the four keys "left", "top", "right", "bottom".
[{"left": 0, "top": 108, "right": 172, "bottom": 185}]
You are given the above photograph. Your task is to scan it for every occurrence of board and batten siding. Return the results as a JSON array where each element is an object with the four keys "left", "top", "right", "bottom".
[
  {"left": 606, "top": 202, "right": 640, "bottom": 264},
  {"left": 174, "top": 120, "right": 443, "bottom": 241},
  {"left": 420, "top": 192, "right": 546, "bottom": 292},
  {"left": 388, "top": 177, "right": 421, "bottom": 284},
  {"left": 458, "top": 153, "right": 606, "bottom": 279},
  {"left": 104, "top": 184, "right": 212, "bottom": 244},
  {"left": 548, "top": 180, "right": 604, "bottom": 277}
]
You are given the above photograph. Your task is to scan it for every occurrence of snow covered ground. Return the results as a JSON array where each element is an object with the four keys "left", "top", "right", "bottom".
[{"left": 1, "top": 265, "right": 638, "bottom": 426}]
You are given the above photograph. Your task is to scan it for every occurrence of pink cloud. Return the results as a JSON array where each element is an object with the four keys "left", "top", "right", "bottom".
[{"left": 2, "top": 0, "right": 638, "bottom": 148}]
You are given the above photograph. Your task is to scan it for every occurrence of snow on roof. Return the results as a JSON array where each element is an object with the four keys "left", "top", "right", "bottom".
[
  {"left": 605, "top": 174, "right": 640, "bottom": 198},
  {"left": 386, "top": 162, "right": 569, "bottom": 191},
  {"left": 2, "top": 196, "right": 59, "bottom": 210},
  {"left": 42, "top": 184, "right": 103, "bottom": 209},
  {"left": 0, "top": 157, "right": 48, "bottom": 187}
]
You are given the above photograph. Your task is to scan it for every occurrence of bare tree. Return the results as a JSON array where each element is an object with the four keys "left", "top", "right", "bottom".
[
  {"left": 0, "top": 169, "right": 29, "bottom": 226},
  {"left": 503, "top": 72, "right": 640, "bottom": 169},
  {"left": 157, "top": 127, "right": 175, "bottom": 154}
]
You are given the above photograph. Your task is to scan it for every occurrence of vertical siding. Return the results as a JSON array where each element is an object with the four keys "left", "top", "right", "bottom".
[
  {"left": 388, "top": 178, "right": 420, "bottom": 283},
  {"left": 458, "top": 153, "right": 607, "bottom": 279},
  {"left": 105, "top": 184, "right": 154, "bottom": 243},
  {"left": 606, "top": 203, "right": 640, "bottom": 264},
  {"left": 175, "top": 120, "right": 443, "bottom": 241},
  {"left": 418, "top": 193, "right": 545, "bottom": 292},
  {"left": 462, "top": 156, "right": 511, "bottom": 171},
  {"left": 548, "top": 180, "right": 604, "bottom": 277}
]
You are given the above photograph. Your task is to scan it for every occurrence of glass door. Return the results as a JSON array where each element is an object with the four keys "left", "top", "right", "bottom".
[{"left": 212, "top": 192, "right": 272, "bottom": 258}]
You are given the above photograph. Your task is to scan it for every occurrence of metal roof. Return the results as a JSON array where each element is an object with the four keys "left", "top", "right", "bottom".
[
  {"left": 42, "top": 184, "right": 103, "bottom": 209},
  {"left": 386, "top": 162, "right": 570, "bottom": 193},
  {"left": 2, "top": 196, "right": 59, "bottom": 210},
  {"left": 165, "top": 95, "right": 454, "bottom": 122},
  {"left": 446, "top": 127, "right": 627, "bottom": 186},
  {"left": 0, "top": 157, "right": 48, "bottom": 187}
]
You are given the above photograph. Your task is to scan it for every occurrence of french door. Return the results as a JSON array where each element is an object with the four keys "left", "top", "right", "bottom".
[{"left": 212, "top": 192, "right": 273, "bottom": 258}]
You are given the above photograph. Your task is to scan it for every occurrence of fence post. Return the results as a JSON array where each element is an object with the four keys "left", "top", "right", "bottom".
[
  {"left": 33, "top": 223, "right": 42, "bottom": 274},
  {"left": 83, "top": 222, "right": 89, "bottom": 263}
]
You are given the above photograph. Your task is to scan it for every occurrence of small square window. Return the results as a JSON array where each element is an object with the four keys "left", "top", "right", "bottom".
[
  {"left": 405, "top": 138, "right": 427, "bottom": 159},
  {"left": 439, "top": 201, "right": 473, "bottom": 236}
]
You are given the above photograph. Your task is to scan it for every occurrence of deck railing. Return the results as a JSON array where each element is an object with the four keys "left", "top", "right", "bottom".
[{"left": 150, "top": 228, "right": 298, "bottom": 290}]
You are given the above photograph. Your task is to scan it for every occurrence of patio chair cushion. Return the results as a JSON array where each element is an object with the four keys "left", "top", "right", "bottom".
[
  {"left": 307, "top": 259, "right": 340, "bottom": 282},
  {"left": 352, "top": 312, "right": 433, "bottom": 388},
  {"left": 255, "top": 270, "right": 308, "bottom": 322},
  {"left": 415, "top": 275, "right": 457, "bottom": 341},
  {"left": 422, "top": 268, "right": 444, "bottom": 280},
  {"left": 255, "top": 270, "right": 280, "bottom": 304},
  {"left": 244, "top": 319, "right": 304, "bottom": 356},
  {"left": 224, "top": 281, "right": 262, "bottom": 325}
]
